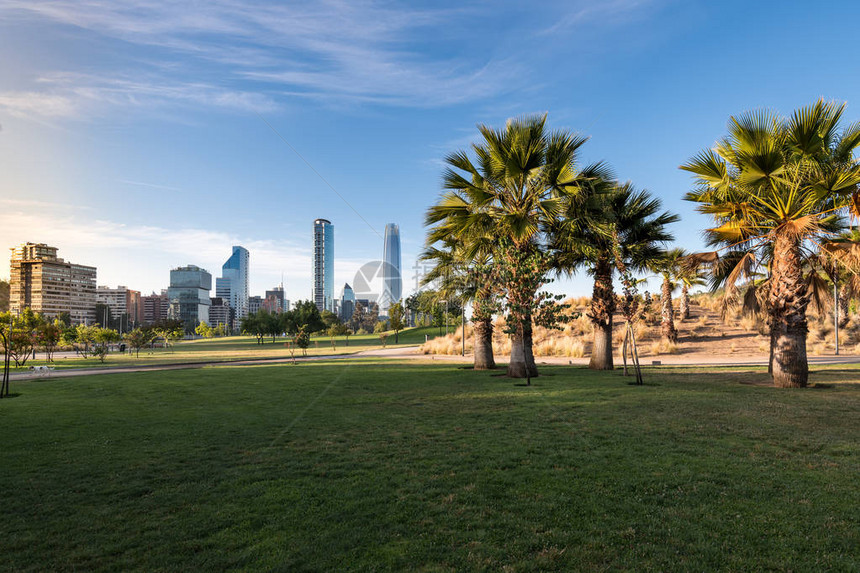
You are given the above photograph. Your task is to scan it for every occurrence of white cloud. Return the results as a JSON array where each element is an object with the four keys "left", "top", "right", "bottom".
[
  {"left": 0, "top": 92, "right": 77, "bottom": 119},
  {"left": 1, "top": 0, "right": 516, "bottom": 115}
]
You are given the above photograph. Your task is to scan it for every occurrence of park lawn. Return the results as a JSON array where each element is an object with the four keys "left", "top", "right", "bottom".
[
  {"left": 1, "top": 361, "right": 858, "bottom": 571},
  {"left": 15, "top": 325, "right": 441, "bottom": 372}
]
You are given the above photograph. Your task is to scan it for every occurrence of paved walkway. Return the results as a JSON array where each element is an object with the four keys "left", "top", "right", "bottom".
[{"left": 9, "top": 346, "right": 860, "bottom": 381}]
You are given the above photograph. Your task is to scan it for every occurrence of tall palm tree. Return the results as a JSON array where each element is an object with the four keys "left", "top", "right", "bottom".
[
  {"left": 682, "top": 100, "right": 860, "bottom": 387},
  {"left": 552, "top": 183, "right": 677, "bottom": 369},
  {"left": 426, "top": 114, "right": 593, "bottom": 378}
]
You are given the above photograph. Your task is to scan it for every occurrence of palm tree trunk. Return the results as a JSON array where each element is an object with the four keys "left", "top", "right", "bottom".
[
  {"left": 473, "top": 317, "right": 495, "bottom": 370},
  {"left": 680, "top": 284, "right": 690, "bottom": 320},
  {"left": 523, "top": 317, "right": 538, "bottom": 378},
  {"left": 661, "top": 276, "right": 677, "bottom": 343},
  {"left": 588, "top": 256, "right": 615, "bottom": 370},
  {"left": 838, "top": 285, "right": 849, "bottom": 329},
  {"left": 507, "top": 323, "right": 529, "bottom": 378},
  {"left": 769, "top": 234, "right": 809, "bottom": 388}
]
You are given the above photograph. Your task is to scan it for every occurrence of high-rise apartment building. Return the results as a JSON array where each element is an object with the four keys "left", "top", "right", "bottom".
[
  {"left": 96, "top": 285, "right": 142, "bottom": 327},
  {"left": 167, "top": 265, "right": 211, "bottom": 332},
  {"left": 248, "top": 295, "right": 262, "bottom": 315},
  {"left": 263, "top": 284, "right": 287, "bottom": 313},
  {"left": 142, "top": 291, "right": 169, "bottom": 324},
  {"left": 382, "top": 223, "right": 402, "bottom": 315},
  {"left": 9, "top": 242, "right": 96, "bottom": 324},
  {"left": 208, "top": 297, "right": 234, "bottom": 331},
  {"left": 313, "top": 218, "right": 334, "bottom": 313},
  {"left": 341, "top": 283, "right": 355, "bottom": 322},
  {"left": 215, "top": 246, "right": 250, "bottom": 321}
]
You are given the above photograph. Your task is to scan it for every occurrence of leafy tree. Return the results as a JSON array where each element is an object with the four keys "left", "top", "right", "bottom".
[
  {"left": 36, "top": 319, "right": 63, "bottom": 363},
  {"left": 92, "top": 327, "right": 121, "bottom": 363},
  {"left": 350, "top": 301, "right": 366, "bottom": 333},
  {"left": 195, "top": 321, "right": 213, "bottom": 338},
  {"left": 293, "top": 326, "right": 310, "bottom": 357},
  {"left": 1, "top": 308, "right": 44, "bottom": 367},
  {"left": 683, "top": 100, "right": 860, "bottom": 387},
  {"left": 388, "top": 299, "right": 405, "bottom": 344},
  {"left": 213, "top": 322, "right": 228, "bottom": 337},
  {"left": 320, "top": 310, "right": 340, "bottom": 329},
  {"left": 290, "top": 300, "right": 325, "bottom": 334},
  {"left": 327, "top": 322, "right": 349, "bottom": 349},
  {"left": 124, "top": 328, "right": 155, "bottom": 358},
  {"left": 0, "top": 279, "right": 9, "bottom": 313},
  {"left": 241, "top": 313, "right": 265, "bottom": 344}
]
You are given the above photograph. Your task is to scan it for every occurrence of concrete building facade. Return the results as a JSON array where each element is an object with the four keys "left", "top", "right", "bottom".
[
  {"left": 9, "top": 242, "right": 96, "bottom": 324},
  {"left": 142, "top": 291, "right": 169, "bottom": 324}
]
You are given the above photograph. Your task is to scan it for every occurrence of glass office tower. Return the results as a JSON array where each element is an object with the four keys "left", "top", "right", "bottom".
[
  {"left": 167, "top": 265, "right": 212, "bottom": 332},
  {"left": 216, "top": 246, "right": 250, "bottom": 320},
  {"left": 382, "top": 223, "right": 402, "bottom": 314}
]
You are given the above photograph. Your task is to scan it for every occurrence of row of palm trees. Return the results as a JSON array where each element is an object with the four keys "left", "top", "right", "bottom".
[{"left": 422, "top": 100, "right": 860, "bottom": 388}]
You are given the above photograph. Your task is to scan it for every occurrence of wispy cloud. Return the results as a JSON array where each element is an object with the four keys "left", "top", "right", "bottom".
[
  {"left": 541, "top": 0, "right": 663, "bottom": 35},
  {"left": 0, "top": 72, "right": 278, "bottom": 120},
  {"left": 1, "top": 0, "right": 518, "bottom": 116},
  {"left": 118, "top": 179, "right": 183, "bottom": 192}
]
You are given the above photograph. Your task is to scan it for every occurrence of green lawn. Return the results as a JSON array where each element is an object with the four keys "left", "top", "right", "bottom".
[
  {"left": 17, "top": 325, "right": 442, "bottom": 372},
  {"left": 1, "top": 362, "right": 858, "bottom": 571}
]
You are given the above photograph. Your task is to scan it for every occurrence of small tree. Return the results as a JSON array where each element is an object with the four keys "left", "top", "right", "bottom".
[
  {"left": 36, "top": 319, "right": 63, "bottom": 363},
  {"left": 388, "top": 299, "right": 405, "bottom": 344},
  {"left": 195, "top": 321, "right": 213, "bottom": 338},
  {"left": 92, "top": 327, "right": 121, "bottom": 363},
  {"left": 327, "top": 322, "right": 349, "bottom": 349},
  {"left": 378, "top": 332, "right": 389, "bottom": 348},
  {"left": 294, "top": 326, "right": 310, "bottom": 357},
  {"left": 125, "top": 328, "right": 155, "bottom": 358}
]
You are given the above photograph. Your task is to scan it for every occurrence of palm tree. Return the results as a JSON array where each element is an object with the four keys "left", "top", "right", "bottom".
[
  {"left": 647, "top": 248, "right": 687, "bottom": 343},
  {"left": 552, "top": 183, "right": 677, "bottom": 369},
  {"left": 419, "top": 240, "right": 498, "bottom": 370},
  {"left": 426, "top": 114, "right": 594, "bottom": 378},
  {"left": 682, "top": 100, "right": 860, "bottom": 387},
  {"left": 675, "top": 256, "right": 706, "bottom": 320}
]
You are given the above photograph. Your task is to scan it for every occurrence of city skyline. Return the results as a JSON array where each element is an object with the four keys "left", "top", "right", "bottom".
[{"left": 3, "top": 2, "right": 860, "bottom": 301}]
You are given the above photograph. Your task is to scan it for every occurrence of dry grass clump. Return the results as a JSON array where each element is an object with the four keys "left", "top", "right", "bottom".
[
  {"left": 649, "top": 340, "right": 679, "bottom": 355},
  {"left": 534, "top": 337, "right": 586, "bottom": 357},
  {"left": 812, "top": 342, "right": 828, "bottom": 356},
  {"left": 564, "top": 313, "right": 593, "bottom": 336},
  {"left": 421, "top": 316, "right": 594, "bottom": 358}
]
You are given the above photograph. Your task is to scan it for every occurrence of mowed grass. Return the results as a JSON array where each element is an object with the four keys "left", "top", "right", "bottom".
[
  {"left": 1, "top": 362, "right": 858, "bottom": 571},
  {"left": 21, "top": 325, "right": 441, "bottom": 372}
]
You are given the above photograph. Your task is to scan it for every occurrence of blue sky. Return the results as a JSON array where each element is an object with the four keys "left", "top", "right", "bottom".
[{"left": 2, "top": 0, "right": 860, "bottom": 302}]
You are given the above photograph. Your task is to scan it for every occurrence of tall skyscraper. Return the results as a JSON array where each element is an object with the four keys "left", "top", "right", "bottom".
[
  {"left": 382, "top": 223, "right": 402, "bottom": 315},
  {"left": 167, "top": 265, "right": 212, "bottom": 332},
  {"left": 215, "top": 246, "right": 250, "bottom": 321},
  {"left": 340, "top": 283, "right": 355, "bottom": 322},
  {"left": 313, "top": 218, "right": 334, "bottom": 312},
  {"left": 9, "top": 242, "right": 96, "bottom": 324}
]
